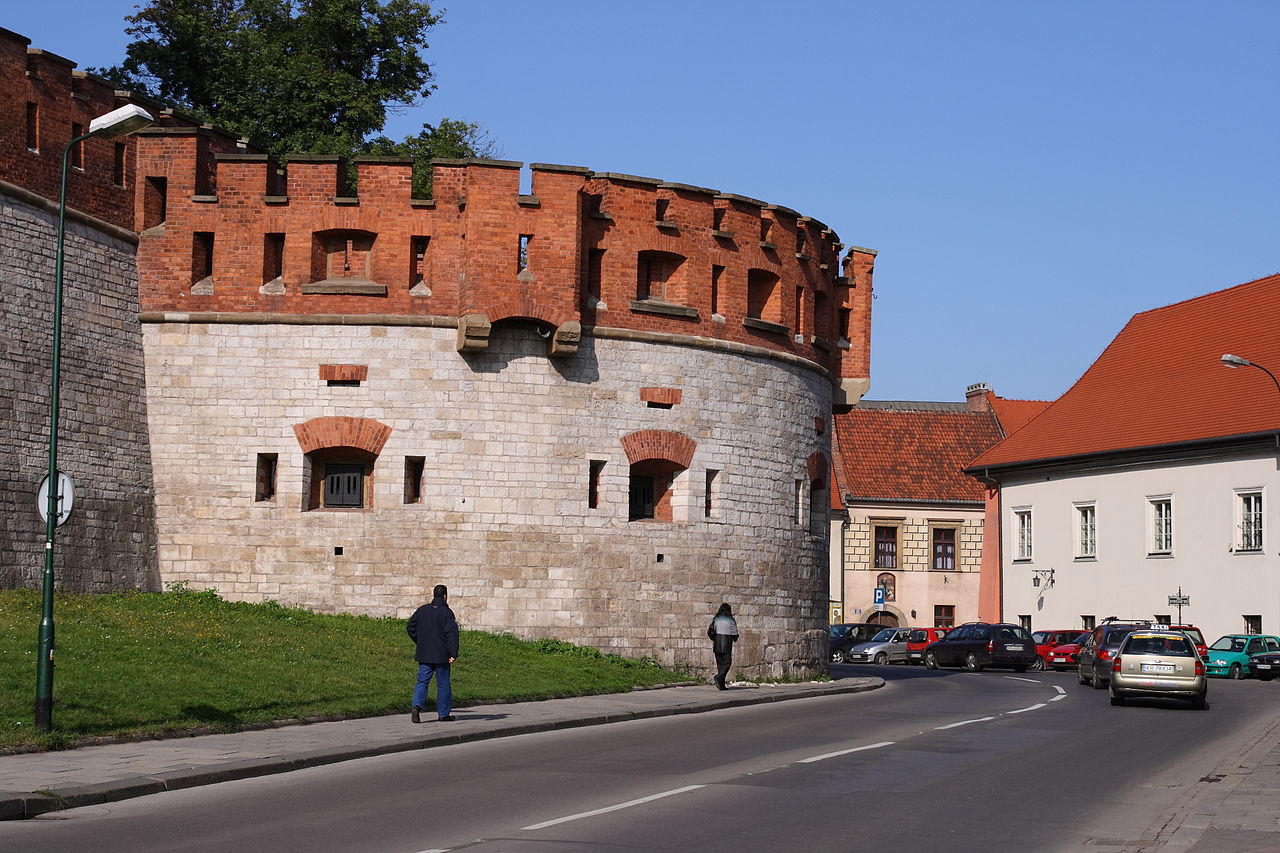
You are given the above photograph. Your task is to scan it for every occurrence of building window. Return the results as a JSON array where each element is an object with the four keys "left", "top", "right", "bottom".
[
  {"left": 932, "top": 527, "right": 956, "bottom": 571},
  {"left": 70, "top": 123, "right": 84, "bottom": 169},
  {"left": 704, "top": 468, "right": 719, "bottom": 519},
  {"left": 254, "top": 453, "right": 278, "bottom": 502},
  {"left": 1075, "top": 503, "right": 1097, "bottom": 558},
  {"left": 410, "top": 236, "right": 429, "bottom": 288},
  {"left": 809, "top": 476, "right": 827, "bottom": 535},
  {"left": 193, "top": 232, "right": 214, "bottom": 287},
  {"left": 793, "top": 285, "right": 803, "bottom": 335},
  {"left": 1081, "top": 615, "right": 1096, "bottom": 630},
  {"left": 794, "top": 479, "right": 804, "bottom": 526},
  {"left": 637, "top": 250, "right": 686, "bottom": 303},
  {"left": 874, "top": 526, "right": 898, "bottom": 569},
  {"left": 1014, "top": 508, "right": 1032, "bottom": 561},
  {"left": 710, "top": 264, "right": 724, "bottom": 315},
  {"left": 324, "top": 462, "right": 365, "bottom": 507},
  {"left": 587, "top": 249, "right": 604, "bottom": 300},
  {"left": 934, "top": 605, "right": 955, "bottom": 628},
  {"left": 263, "top": 233, "right": 285, "bottom": 285},
  {"left": 144, "top": 176, "right": 168, "bottom": 229},
  {"left": 655, "top": 197, "right": 670, "bottom": 223},
  {"left": 747, "top": 269, "right": 781, "bottom": 324},
  {"left": 876, "top": 572, "right": 896, "bottom": 602},
  {"left": 589, "top": 460, "right": 605, "bottom": 509},
  {"left": 1018, "top": 614, "right": 1032, "bottom": 631},
  {"left": 1149, "top": 496, "right": 1172, "bottom": 554},
  {"left": 1237, "top": 490, "right": 1263, "bottom": 552},
  {"left": 517, "top": 234, "right": 531, "bottom": 272},
  {"left": 26, "top": 102, "right": 39, "bottom": 151},
  {"left": 628, "top": 459, "right": 683, "bottom": 522},
  {"left": 404, "top": 456, "right": 425, "bottom": 504},
  {"left": 1244, "top": 615, "right": 1263, "bottom": 635}
]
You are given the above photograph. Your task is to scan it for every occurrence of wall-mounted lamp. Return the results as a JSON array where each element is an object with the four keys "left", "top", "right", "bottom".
[{"left": 1032, "top": 568, "right": 1055, "bottom": 589}]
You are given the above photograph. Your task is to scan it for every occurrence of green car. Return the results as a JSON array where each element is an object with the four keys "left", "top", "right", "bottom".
[{"left": 1205, "top": 634, "right": 1280, "bottom": 679}]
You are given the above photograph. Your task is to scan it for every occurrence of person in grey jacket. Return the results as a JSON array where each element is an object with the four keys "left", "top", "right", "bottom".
[
  {"left": 407, "top": 584, "right": 459, "bottom": 722},
  {"left": 707, "top": 603, "right": 739, "bottom": 690}
]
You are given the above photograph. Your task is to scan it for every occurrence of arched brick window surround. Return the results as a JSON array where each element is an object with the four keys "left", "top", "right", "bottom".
[
  {"left": 293, "top": 416, "right": 392, "bottom": 455},
  {"left": 621, "top": 430, "right": 697, "bottom": 468},
  {"left": 621, "top": 430, "right": 697, "bottom": 522},
  {"left": 478, "top": 296, "right": 574, "bottom": 330}
]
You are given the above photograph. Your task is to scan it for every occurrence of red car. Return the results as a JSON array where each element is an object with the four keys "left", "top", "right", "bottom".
[
  {"left": 1169, "top": 624, "right": 1208, "bottom": 659},
  {"left": 1032, "top": 630, "right": 1088, "bottom": 670},
  {"left": 904, "top": 627, "right": 949, "bottom": 665},
  {"left": 1046, "top": 634, "right": 1089, "bottom": 671}
]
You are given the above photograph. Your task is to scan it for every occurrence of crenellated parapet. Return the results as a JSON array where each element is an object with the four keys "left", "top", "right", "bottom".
[
  {"left": 134, "top": 129, "right": 874, "bottom": 385},
  {"left": 0, "top": 27, "right": 250, "bottom": 232}
]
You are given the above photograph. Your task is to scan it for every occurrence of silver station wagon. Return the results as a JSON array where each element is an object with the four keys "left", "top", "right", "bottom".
[{"left": 1109, "top": 629, "right": 1208, "bottom": 709}]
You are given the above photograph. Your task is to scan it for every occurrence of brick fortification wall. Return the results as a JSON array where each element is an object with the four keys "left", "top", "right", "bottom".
[
  {"left": 1, "top": 27, "right": 878, "bottom": 675},
  {"left": 0, "top": 29, "right": 162, "bottom": 590}
]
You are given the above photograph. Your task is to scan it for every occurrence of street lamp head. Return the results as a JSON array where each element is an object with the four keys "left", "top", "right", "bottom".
[
  {"left": 88, "top": 104, "right": 155, "bottom": 138},
  {"left": 1221, "top": 353, "right": 1253, "bottom": 369}
]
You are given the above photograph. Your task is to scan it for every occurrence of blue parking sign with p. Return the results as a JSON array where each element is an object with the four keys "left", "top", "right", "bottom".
[{"left": 873, "top": 587, "right": 886, "bottom": 605}]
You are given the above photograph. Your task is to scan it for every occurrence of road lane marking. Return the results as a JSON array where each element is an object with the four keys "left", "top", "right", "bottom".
[
  {"left": 522, "top": 784, "right": 706, "bottom": 831},
  {"left": 1005, "top": 676, "right": 1040, "bottom": 683},
  {"left": 935, "top": 716, "right": 997, "bottom": 730},
  {"left": 1050, "top": 694, "right": 1067, "bottom": 701},
  {"left": 1054, "top": 685, "right": 1066, "bottom": 693},
  {"left": 1005, "top": 703, "right": 1047, "bottom": 715},
  {"left": 799, "top": 741, "right": 895, "bottom": 763}
]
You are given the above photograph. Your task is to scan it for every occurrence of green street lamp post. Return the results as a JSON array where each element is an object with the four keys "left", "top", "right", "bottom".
[{"left": 36, "top": 104, "right": 154, "bottom": 733}]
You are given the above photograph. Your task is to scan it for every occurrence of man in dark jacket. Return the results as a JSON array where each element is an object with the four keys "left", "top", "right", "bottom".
[{"left": 407, "top": 584, "right": 459, "bottom": 722}]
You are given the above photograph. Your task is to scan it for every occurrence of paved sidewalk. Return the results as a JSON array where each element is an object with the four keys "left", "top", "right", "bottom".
[{"left": 0, "top": 678, "right": 880, "bottom": 820}]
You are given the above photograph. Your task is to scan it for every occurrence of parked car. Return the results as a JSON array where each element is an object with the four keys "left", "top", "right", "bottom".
[
  {"left": 1077, "top": 621, "right": 1150, "bottom": 689},
  {"left": 1047, "top": 635, "right": 1088, "bottom": 671},
  {"left": 924, "top": 622, "right": 1040, "bottom": 672},
  {"left": 1108, "top": 628, "right": 1207, "bottom": 709},
  {"left": 848, "top": 627, "right": 912, "bottom": 664},
  {"left": 1032, "top": 630, "right": 1087, "bottom": 670},
  {"left": 829, "top": 622, "right": 894, "bottom": 664},
  {"left": 1204, "top": 634, "right": 1280, "bottom": 679},
  {"left": 905, "top": 627, "right": 949, "bottom": 665},
  {"left": 1168, "top": 624, "right": 1208, "bottom": 660},
  {"left": 1247, "top": 648, "right": 1280, "bottom": 681}
]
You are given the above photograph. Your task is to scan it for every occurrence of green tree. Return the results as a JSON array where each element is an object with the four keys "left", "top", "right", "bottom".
[
  {"left": 361, "top": 118, "right": 500, "bottom": 197},
  {"left": 95, "top": 0, "right": 494, "bottom": 177}
]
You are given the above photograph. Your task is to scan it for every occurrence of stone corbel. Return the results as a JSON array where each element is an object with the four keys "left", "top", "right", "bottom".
[
  {"left": 457, "top": 313, "right": 491, "bottom": 352},
  {"left": 549, "top": 320, "right": 581, "bottom": 358}
]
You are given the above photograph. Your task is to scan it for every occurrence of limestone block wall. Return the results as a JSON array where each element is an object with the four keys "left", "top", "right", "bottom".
[
  {"left": 142, "top": 319, "right": 833, "bottom": 676},
  {"left": 0, "top": 189, "right": 159, "bottom": 590}
]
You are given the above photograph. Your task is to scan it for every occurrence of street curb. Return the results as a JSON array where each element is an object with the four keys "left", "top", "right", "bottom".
[{"left": 0, "top": 679, "right": 881, "bottom": 819}]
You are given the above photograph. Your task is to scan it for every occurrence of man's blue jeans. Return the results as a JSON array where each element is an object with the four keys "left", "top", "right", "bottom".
[{"left": 413, "top": 662, "right": 452, "bottom": 718}]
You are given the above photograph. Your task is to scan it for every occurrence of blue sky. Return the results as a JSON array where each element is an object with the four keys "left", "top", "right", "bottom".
[{"left": 9, "top": 1, "right": 1278, "bottom": 402}]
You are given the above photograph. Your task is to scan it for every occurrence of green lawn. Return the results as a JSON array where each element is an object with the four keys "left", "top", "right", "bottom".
[{"left": 0, "top": 586, "right": 690, "bottom": 752}]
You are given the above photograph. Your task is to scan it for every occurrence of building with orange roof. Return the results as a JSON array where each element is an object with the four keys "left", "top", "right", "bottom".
[
  {"left": 829, "top": 383, "right": 1047, "bottom": 637},
  {"left": 968, "top": 273, "right": 1280, "bottom": 642}
]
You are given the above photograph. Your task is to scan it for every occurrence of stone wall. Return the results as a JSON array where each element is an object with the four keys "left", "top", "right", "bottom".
[
  {"left": 141, "top": 318, "right": 833, "bottom": 676},
  {"left": 0, "top": 188, "right": 159, "bottom": 590}
]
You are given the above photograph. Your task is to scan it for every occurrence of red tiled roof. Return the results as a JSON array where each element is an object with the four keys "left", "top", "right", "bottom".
[
  {"left": 833, "top": 406, "right": 1004, "bottom": 504},
  {"left": 988, "top": 394, "right": 1051, "bottom": 437},
  {"left": 972, "top": 272, "right": 1280, "bottom": 469}
]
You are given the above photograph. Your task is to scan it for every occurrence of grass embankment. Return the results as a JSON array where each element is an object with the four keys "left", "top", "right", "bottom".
[{"left": 0, "top": 587, "right": 690, "bottom": 752}]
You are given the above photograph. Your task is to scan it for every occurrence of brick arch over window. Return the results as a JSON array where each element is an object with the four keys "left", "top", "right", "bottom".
[
  {"left": 478, "top": 296, "right": 575, "bottom": 330},
  {"left": 293, "top": 416, "right": 392, "bottom": 455},
  {"left": 620, "top": 430, "right": 697, "bottom": 468}
]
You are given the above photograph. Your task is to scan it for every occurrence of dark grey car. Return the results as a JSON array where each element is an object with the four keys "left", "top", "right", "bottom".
[
  {"left": 1077, "top": 622, "right": 1150, "bottom": 689},
  {"left": 923, "top": 622, "right": 1039, "bottom": 672}
]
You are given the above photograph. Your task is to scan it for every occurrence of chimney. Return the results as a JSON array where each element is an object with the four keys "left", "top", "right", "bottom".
[{"left": 966, "top": 382, "right": 992, "bottom": 413}]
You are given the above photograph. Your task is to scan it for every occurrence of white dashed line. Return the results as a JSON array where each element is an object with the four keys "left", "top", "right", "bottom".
[
  {"left": 1005, "top": 676, "right": 1041, "bottom": 683},
  {"left": 1054, "top": 685, "right": 1066, "bottom": 694},
  {"left": 935, "top": 716, "right": 997, "bottom": 730},
  {"left": 1006, "top": 703, "right": 1047, "bottom": 715},
  {"left": 522, "top": 785, "right": 707, "bottom": 831},
  {"left": 799, "top": 741, "right": 896, "bottom": 763}
]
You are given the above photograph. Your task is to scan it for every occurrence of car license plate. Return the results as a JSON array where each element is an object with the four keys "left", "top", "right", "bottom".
[
  {"left": 909, "top": 652, "right": 921, "bottom": 658},
  {"left": 1005, "top": 645, "right": 1023, "bottom": 651},
  {"left": 1257, "top": 663, "right": 1272, "bottom": 670},
  {"left": 1052, "top": 657, "right": 1067, "bottom": 662},
  {"left": 1141, "top": 663, "right": 1175, "bottom": 673}
]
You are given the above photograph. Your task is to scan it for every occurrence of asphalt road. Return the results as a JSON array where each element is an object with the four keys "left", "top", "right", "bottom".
[{"left": 6, "top": 665, "right": 1277, "bottom": 853}]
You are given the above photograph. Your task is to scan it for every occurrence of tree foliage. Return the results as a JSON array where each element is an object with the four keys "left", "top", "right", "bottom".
[
  {"left": 361, "top": 118, "right": 500, "bottom": 197},
  {"left": 95, "top": 0, "right": 495, "bottom": 178}
]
